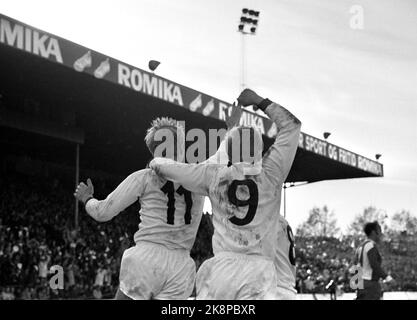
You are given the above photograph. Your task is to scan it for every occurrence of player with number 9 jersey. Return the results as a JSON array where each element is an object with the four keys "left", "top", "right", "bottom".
[{"left": 150, "top": 89, "right": 301, "bottom": 299}]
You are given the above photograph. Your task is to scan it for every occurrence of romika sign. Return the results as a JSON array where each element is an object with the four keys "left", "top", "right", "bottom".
[
  {"left": 0, "top": 14, "right": 269, "bottom": 137},
  {"left": 0, "top": 17, "right": 63, "bottom": 63},
  {"left": 118, "top": 63, "right": 184, "bottom": 107},
  {"left": 0, "top": 14, "right": 383, "bottom": 177},
  {"left": 298, "top": 132, "right": 383, "bottom": 176},
  {"left": 117, "top": 64, "right": 267, "bottom": 135}
]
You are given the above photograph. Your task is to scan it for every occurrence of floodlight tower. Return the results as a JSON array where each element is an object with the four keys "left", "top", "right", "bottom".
[{"left": 237, "top": 8, "right": 260, "bottom": 91}]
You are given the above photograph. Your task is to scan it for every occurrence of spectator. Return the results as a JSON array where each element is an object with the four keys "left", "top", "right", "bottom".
[
  {"left": 326, "top": 276, "right": 337, "bottom": 300},
  {"left": 38, "top": 251, "right": 50, "bottom": 285},
  {"left": 1, "top": 287, "right": 15, "bottom": 300},
  {"left": 94, "top": 264, "right": 107, "bottom": 289},
  {"left": 354, "top": 221, "right": 393, "bottom": 300},
  {"left": 93, "top": 285, "right": 102, "bottom": 299}
]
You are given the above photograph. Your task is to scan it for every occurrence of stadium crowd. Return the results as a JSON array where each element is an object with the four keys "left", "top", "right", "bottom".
[
  {"left": 1, "top": 173, "right": 416, "bottom": 299},
  {"left": 0, "top": 172, "right": 138, "bottom": 299},
  {"left": 295, "top": 236, "right": 417, "bottom": 295}
]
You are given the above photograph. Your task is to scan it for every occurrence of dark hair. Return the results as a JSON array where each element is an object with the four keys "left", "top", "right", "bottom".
[
  {"left": 364, "top": 221, "right": 381, "bottom": 236},
  {"left": 226, "top": 126, "right": 261, "bottom": 164}
]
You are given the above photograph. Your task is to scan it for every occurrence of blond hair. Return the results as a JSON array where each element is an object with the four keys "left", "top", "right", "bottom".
[{"left": 144, "top": 117, "right": 185, "bottom": 160}]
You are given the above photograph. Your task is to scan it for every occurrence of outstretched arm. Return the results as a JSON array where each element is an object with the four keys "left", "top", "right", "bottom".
[
  {"left": 150, "top": 158, "right": 215, "bottom": 196},
  {"left": 205, "top": 103, "right": 243, "bottom": 165},
  {"left": 74, "top": 170, "right": 146, "bottom": 222}
]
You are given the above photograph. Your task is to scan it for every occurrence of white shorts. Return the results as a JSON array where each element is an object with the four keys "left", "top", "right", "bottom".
[
  {"left": 196, "top": 252, "right": 278, "bottom": 300},
  {"left": 119, "top": 241, "right": 196, "bottom": 300},
  {"left": 275, "top": 285, "right": 297, "bottom": 300}
]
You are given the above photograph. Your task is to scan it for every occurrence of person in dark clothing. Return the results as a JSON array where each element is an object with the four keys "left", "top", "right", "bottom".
[
  {"left": 354, "top": 221, "right": 394, "bottom": 300},
  {"left": 326, "top": 276, "right": 337, "bottom": 300}
]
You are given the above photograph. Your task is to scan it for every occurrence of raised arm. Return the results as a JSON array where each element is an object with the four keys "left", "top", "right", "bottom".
[
  {"left": 262, "top": 101, "right": 301, "bottom": 185},
  {"left": 237, "top": 89, "right": 301, "bottom": 186},
  {"left": 205, "top": 103, "right": 243, "bottom": 165},
  {"left": 74, "top": 170, "right": 146, "bottom": 222},
  {"left": 150, "top": 158, "right": 216, "bottom": 196}
]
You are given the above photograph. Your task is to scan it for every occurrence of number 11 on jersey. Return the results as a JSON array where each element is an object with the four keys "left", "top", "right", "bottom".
[{"left": 160, "top": 181, "right": 193, "bottom": 225}]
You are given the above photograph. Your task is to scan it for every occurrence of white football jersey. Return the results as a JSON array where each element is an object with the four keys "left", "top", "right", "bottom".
[
  {"left": 85, "top": 140, "right": 228, "bottom": 251},
  {"left": 275, "top": 215, "right": 297, "bottom": 293},
  {"left": 86, "top": 169, "right": 204, "bottom": 251},
  {"left": 151, "top": 102, "right": 301, "bottom": 257}
]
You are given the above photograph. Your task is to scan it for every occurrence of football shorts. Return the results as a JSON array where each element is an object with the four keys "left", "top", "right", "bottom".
[
  {"left": 119, "top": 241, "right": 196, "bottom": 300},
  {"left": 275, "top": 285, "right": 297, "bottom": 300},
  {"left": 196, "top": 251, "right": 278, "bottom": 300}
]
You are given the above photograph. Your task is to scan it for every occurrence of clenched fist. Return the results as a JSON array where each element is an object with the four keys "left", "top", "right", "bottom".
[
  {"left": 74, "top": 178, "right": 94, "bottom": 204},
  {"left": 237, "top": 89, "right": 264, "bottom": 109}
]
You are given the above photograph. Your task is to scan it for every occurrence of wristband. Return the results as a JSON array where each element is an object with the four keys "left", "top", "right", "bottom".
[
  {"left": 84, "top": 196, "right": 94, "bottom": 207},
  {"left": 256, "top": 98, "right": 273, "bottom": 111}
]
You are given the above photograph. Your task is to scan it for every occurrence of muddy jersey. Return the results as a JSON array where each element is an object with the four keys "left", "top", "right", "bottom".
[
  {"left": 150, "top": 102, "right": 301, "bottom": 257},
  {"left": 85, "top": 141, "right": 229, "bottom": 251},
  {"left": 86, "top": 169, "right": 203, "bottom": 251}
]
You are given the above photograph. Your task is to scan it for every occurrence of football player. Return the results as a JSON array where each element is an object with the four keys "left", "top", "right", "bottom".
[{"left": 150, "top": 88, "right": 301, "bottom": 299}]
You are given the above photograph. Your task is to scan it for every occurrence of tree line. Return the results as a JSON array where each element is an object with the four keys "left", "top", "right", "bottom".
[{"left": 296, "top": 206, "right": 417, "bottom": 239}]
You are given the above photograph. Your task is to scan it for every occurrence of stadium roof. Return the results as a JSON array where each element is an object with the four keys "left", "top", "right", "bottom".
[{"left": 0, "top": 14, "right": 383, "bottom": 183}]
